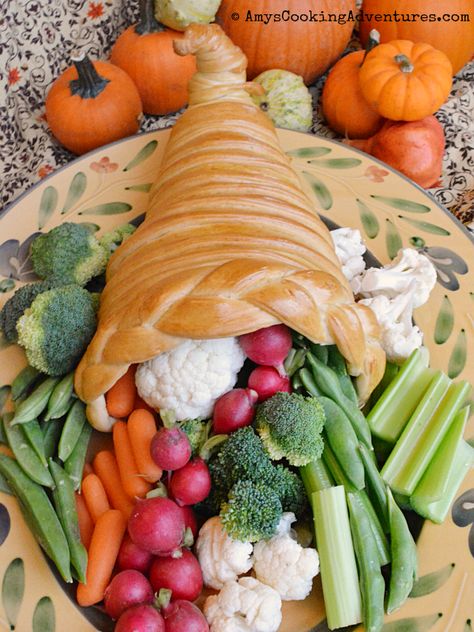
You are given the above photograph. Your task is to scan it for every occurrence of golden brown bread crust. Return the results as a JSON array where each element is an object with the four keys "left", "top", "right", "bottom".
[{"left": 75, "top": 24, "right": 385, "bottom": 423}]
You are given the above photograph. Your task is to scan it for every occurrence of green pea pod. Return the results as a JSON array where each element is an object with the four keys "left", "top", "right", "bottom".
[
  {"left": 49, "top": 459, "right": 88, "bottom": 583},
  {"left": 42, "top": 420, "right": 64, "bottom": 461},
  {"left": 347, "top": 492, "right": 386, "bottom": 632},
  {"left": 298, "top": 368, "right": 323, "bottom": 398},
  {"left": 12, "top": 377, "right": 59, "bottom": 425},
  {"left": 322, "top": 442, "right": 358, "bottom": 493},
  {"left": 44, "top": 373, "right": 75, "bottom": 421},
  {"left": 3, "top": 413, "right": 53, "bottom": 488},
  {"left": 64, "top": 422, "right": 92, "bottom": 491},
  {"left": 319, "top": 397, "right": 365, "bottom": 490},
  {"left": 359, "top": 443, "right": 390, "bottom": 533},
  {"left": 357, "top": 491, "right": 390, "bottom": 567},
  {"left": 309, "top": 343, "right": 329, "bottom": 364},
  {"left": 387, "top": 490, "right": 418, "bottom": 614},
  {"left": 0, "top": 454, "right": 72, "bottom": 583},
  {"left": 21, "top": 419, "right": 47, "bottom": 468},
  {"left": 326, "top": 346, "right": 359, "bottom": 405},
  {"left": 57, "top": 400, "right": 87, "bottom": 463},
  {"left": 11, "top": 366, "right": 41, "bottom": 401}
]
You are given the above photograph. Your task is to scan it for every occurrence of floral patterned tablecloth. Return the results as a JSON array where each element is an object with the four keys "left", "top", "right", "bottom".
[{"left": 1, "top": 0, "right": 473, "bottom": 227}]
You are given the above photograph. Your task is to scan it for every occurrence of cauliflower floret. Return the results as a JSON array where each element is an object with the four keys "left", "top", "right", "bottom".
[
  {"left": 135, "top": 338, "right": 245, "bottom": 420},
  {"left": 204, "top": 577, "right": 282, "bottom": 632},
  {"left": 196, "top": 516, "right": 253, "bottom": 590},
  {"left": 330, "top": 227, "right": 367, "bottom": 290},
  {"left": 253, "top": 512, "right": 319, "bottom": 601}
]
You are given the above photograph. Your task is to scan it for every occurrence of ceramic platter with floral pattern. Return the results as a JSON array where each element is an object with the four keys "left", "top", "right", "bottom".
[{"left": 0, "top": 129, "right": 472, "bottom": 632}]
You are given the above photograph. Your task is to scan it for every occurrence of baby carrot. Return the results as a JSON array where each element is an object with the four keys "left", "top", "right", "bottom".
[
  {"left": 127, "top": 409, "right": 162, "bottom": 484},
  {"left": 92, "top": 450, "right": 134, "bottom": 520},
  {"left": 75, "top": 492, "right": 94, "bottom": 550},
  {"left": 105, "top": 366, "right": 137, "bottom": 418},
  {"left": 76, "top": 509, "right": 126, "bottom": 607},
  {"left": 82, "top": 473, "right": 111, "bottom": 523},
  {"left": 113, "top": 421, "right": 152, "bottom": 499}
]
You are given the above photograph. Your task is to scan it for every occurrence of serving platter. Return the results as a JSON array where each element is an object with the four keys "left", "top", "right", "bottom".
[{"left": 0, "top": 128, "right": 472, "bottom": 632}]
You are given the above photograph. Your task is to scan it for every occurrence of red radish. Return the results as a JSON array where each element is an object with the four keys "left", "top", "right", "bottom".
[
  {"left": 169, "top": 458, "right": 211, "bottom": 506},
  {"left": 239, "top": 324, "right": 292, "bottom": 373},
  {"left": 104, "top": 570, "right": 154, "bottom": 620},
  {"left": 150, "top": 428, "right": 192, "bottom": 471},
  {"left": 128, "top": 497, "right": 185, "bottom": 555},
  {"left": 149, "top": 549, "right": 203, "bottom": 602},
  {"left": 163, "top": 600, "right": 209, "bottom": 632},
  {"left": 212, "top": 388, "right": 258, "bottom": 434},
  {"left": 115, "top": 604, "right": 165, "bottom": 632},
  {"left": 248, "top": 365, "right": 292, "bottom": 402},
  {"left": 117, "top": 534, "right": 154, "bottom": 574},
  {"left": 179, "top": 506, "right": 198, "bottom": 539}
]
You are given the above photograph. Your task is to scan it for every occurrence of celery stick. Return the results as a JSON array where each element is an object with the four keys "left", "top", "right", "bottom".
[
  {"left": 300, "top": 458, "right": 334, "bottom": 495},
  {"left": 311, "top": 487, "right": 362, "bottom": 629},
  {"left": 367, "top": 348, "right": 432, "bottom": 442},
  {"left": 382, "top": 379, "right": 471, "bottom": 495}
]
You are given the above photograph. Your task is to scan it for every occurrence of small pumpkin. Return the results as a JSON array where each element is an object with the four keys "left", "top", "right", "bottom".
[
  {"left": 359, "top": 40, "right": 453, "bottom": 121},
  {"left": 45, "top": 54, "right": 142, "bottom": 155},
  {"left": 322, "top": 30, "right": 384, "bottom": 138},
  {"left": 154, "top": 0, "right": 221, "bottom": 31},
  {"left": 110, "top": 0, "right": 196, "bottom": 115}
]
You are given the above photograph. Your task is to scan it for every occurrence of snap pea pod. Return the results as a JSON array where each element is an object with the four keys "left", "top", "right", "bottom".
[
  {"left": 44, "top": 373, "right": 75, "bottom": 421},
  {"left": 49, "top": 459, "right": 87, "bottom": 583},
  {"left": 11, "top": 365, "right": 41, "bottom": 401},
  {"left": 58, "top": 400, "right": 87, "bottom": 463},
  {"left": 64, "top": 422, "right": 92, "bottom": 490},
  {"left": 359, "top": 443, "right": 389, "bottom": 533},
  {"left": 319, "top": 397, "right": 365, "bottom": 490},
  {"left": 21, "top": 419, "right": 47, "bottom": 468},
  {"left": 283, "top": 348, "right": 307, "bottom": 377},
  {"left": 42, "top": 420, "right": 64, "bottom": 460},
  {"left": 0, "top": 453, "right": 72, "bottom": 583},
  {"left": 386, "top": 490, "right": 418, "bottom": 614},
  {"left": 322, "top": 442, "right": 358, "bottom": 493},
  {"left": 357, "top": 491, "right": 390, "bottom": 567},
  {"left": 309, "top": 344, "right": 329, "bottom": 364},
  {"left": 347, "top": 492, "right": 385, "bottom": 632},
  {"left": 3, "top": 413, "right": 53, "bottom": 487},
  {"left": 298, "top": 368, "right": 323, "bottom": 398},
  {"left": 291, "top": 372, "right": 303, "bottom": 392},
  {"left": 327, "top": 345, "right": 359, "bottom": 405},
  {"left": 12, "top": 377, "right": 59, "bottom": 425}
]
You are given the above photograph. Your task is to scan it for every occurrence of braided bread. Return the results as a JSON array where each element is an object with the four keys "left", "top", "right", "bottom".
[{"left": 74, "top": 24, "right": 385, "bottom": 430}]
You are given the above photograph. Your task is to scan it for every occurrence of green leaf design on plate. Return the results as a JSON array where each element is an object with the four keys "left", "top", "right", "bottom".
[
  {"left": 386, "top": 219, "right": 402, "bottom": 259},
  {"left": 434, "top": 296, "right": 454, "bottom": 344},
  {"left": 38, "top": 186, "right": 58, "bottom": 230},
  {"left": 0, "top": 333, "right": 12, "bottom": 351},
  {"left": 79, "top": 222, "right": 100, "bottom": 233},
  {"left": 79, "top": 202, "right": 133, "bottom": 216},
  {"left": 0, "top": 385, "right": 10, "bottom": 414},
  {"left": 61, "top": 172, "right": 87, "bottom": 214},
  {"left": 467, "top": 437, "right": 474, "bottom": 449},
  {"left": 310, "top": 158, "right": 362, "bottom": 169},
  {"left": 32, "top": 596, "right": 55, "bottom": 632},
  {"left": 448, "top": 329, "right": 467, "bottom": 378},
  {"left": 399, "top": 216, "right": 450, "bottom": 236},
  {"left": 464, "top": 620, "right": 472, "bottom": 631},
  {"left": 371, "top": 195, "right": 431, "bottom": 213},
  {"left": 357, "top": 199, "right": 379, "bottom": 238},
  {"left": 2, "top": 557, "right": 24, "bottom": 628},
  {"left": 303, "top": 172, "right": 333, "bottom": 210},
  {"left": 382, "top": 613, "right": 442, "bottom": 631},
  {"left": 409, "top": 563, "right": 455, "bottom": 598},
  {"left": 123, "top": 140, "right": 158, "bottom": 171},
  {"left": 286, "top": 147, "right": 332, "bottom": 159},
  {"left": 0, "top": 279, "right": 15, "bottom": 293},
  {"left": 125, "top": 183, "right": 153, "bottom": 193},
  {"left": 0, "top": 504, "right": 11, "bottom": 545}
]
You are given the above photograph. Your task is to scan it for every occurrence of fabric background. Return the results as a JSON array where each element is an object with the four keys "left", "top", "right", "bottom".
[{"left": 0, "top": 0, "right": 473, "bottom": 228}]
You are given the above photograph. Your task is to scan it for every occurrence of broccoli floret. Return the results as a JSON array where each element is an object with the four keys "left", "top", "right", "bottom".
[
  {"left": 0, "top": 282, "right": 51, "bottom": 343},
  {"left": 273, "top": 465, "right": 309, "bottom": 517},
  {"left": 220, "top": 479, "right": 282, "bottom": 542},
  {"left": 99, "top": 223, "right": 136, "bottom": 255},
  {"left": 16, "top": 285, "right": 97, "bottom": 376},
  {"left": 255, "top": 392, "right": 325, "bottom": 466},
  {"left": 178, "top": 418, "right": 210, "bottom": 456},
  {"left": 31, "top": 223, "right": 108, "bottom": 286}
]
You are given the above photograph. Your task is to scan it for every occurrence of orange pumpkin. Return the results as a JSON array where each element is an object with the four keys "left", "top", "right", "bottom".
[
  {"left": 359, "top": 0, "right": 474, "bottom": 75},
  {"left": 216, "top": 0, "right": 356, "bottom": 85},
  {"left": 110, "top": 0, "right": 196, "bottom": 115},
  {"left": 359, "top": 40, "right": 453, "bottom": 121},
  {"left": 45, "top": 54, "right": 142, "bottom": 155}
]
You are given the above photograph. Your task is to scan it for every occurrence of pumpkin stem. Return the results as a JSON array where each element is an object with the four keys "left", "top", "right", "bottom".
[
  {"left": 70, "top": 53, "right": 109, "bottom": 99},
  {"left": 136, "top": 0, "right": 165, "bottom": 34},
  {"left": 361, "top": 29, "right": 380, "bottom": 66},
  {"left": 395, "top": 54, "right": 415, "bottom": 73}
]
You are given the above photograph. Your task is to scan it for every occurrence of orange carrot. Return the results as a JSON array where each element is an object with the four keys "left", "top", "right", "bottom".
[
  {"left": 82, "top": 473, "right": 111, "bottom": 523},
  {"left": 134, "top": 394, "right": 156, "bottom": 416},
  {"left": 76, "top": 509, "right": 126, "bottom": 607},
  {"left": 93, "top": 450, "right": 135, "bottom": 520},
  {"left": 82, "top": 462, "right": 94, "bottom": 478},
  {"left": 75, "top": 492, "right": 94, "bottom": 550},
  {"left": 113, "top": 421, "right": 152, "bottom": 498},
  {"left": 105, "top": 365, "right": 137, "bottom": 418},
  {"left": 127, "top": 409, "right": 162, "bottom": 484}
]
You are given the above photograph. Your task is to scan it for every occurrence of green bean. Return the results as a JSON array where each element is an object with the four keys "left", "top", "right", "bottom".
[
  {"left": 357, "top": 491, "right": 390, "bottom": 566},
  {"left": 3, "top": 413, "right": 53, "bottom": 487},
  {"left": 347, "top": 492, "right": 385, "bottom": 632},
  {"left": 44, "top": 372, "right": 75, "bottom": 421},
  {"left": 64, "top": 422, "right": 92, "bottom": 490},
  {"left": 57, "top": 400, "right": 87, "bottom": 463},
  {"left": 0, "top": 453, "right": 72, "bottom": 583},
  {"left": 21, "top": 419, "right": 47, "bottom": 468},
  {"left": 322, "top": 442, "right": 358, "bottom": 493},
  {"left": 42, "top": 420, "right": 64, "bottom": 460},
  {"left": 49, "top": 459, "right": 87, "bottom": 583},
  {"left": 327, "top": 346, "right": 359, "bottom": 405},
  {"left": 12, "top": 377, "right": 59, "bottom": 425},
  {"left": 298, "top": 368, "right": 323, "bottom": 397},
  {"left": 359, "top": 443, "right": 389, "bottom": 533},
  {"left": 386, "top": 490, "right": 418, "bottom": 614},
  {"left": 11, "top": 365, "right": 41, "bottom": 401},
  {"left": 319, "top": 397, "right": 365, "bottom": 490}
]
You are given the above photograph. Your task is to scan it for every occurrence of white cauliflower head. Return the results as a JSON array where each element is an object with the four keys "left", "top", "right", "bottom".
[
  {"left": 204, "top": 577, "right": 282, "bottom": 632},
  {"left": 135, "top": 337, "right": 245, "bottom": 421},
  {"left": 253, "top": 512, "right": 319, "bottom": 601},
  {"left": 330, "top": 227, "right": 367, "bottom": 291},
  {"left": 196, "top": 516, "right": 253, "bottom": 590}
]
